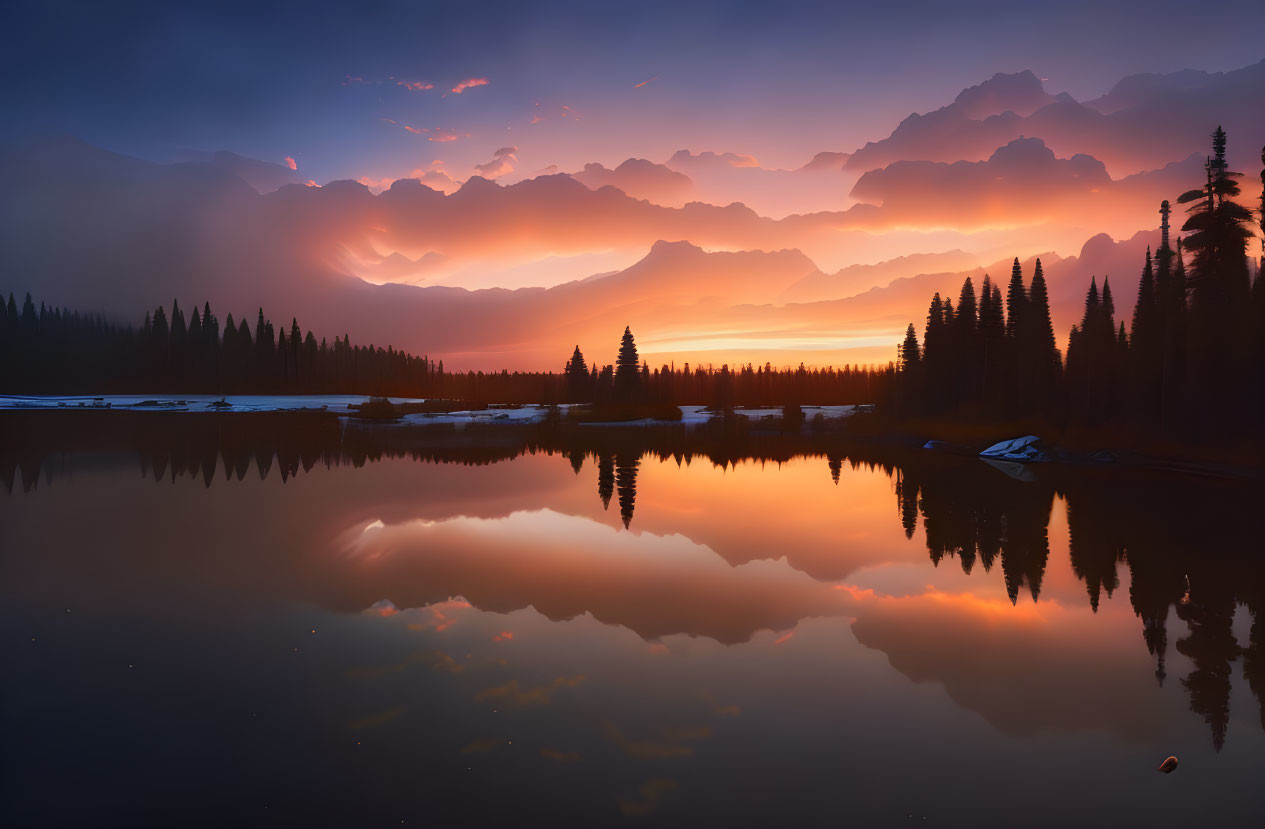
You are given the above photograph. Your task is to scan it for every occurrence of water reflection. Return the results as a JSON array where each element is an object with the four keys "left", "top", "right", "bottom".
[{"left": 2, "top": 411, "right": 1264, "bottom": 824}]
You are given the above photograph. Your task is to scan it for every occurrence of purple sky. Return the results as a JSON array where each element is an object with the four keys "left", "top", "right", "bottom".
[{"left": 4, "top": 0, "right": 1263, "bottom": 183}]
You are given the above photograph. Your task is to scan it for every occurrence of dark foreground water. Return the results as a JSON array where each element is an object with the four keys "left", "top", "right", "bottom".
[{"left": 2, "top": 413, "right": 1264, "bottom": 827}]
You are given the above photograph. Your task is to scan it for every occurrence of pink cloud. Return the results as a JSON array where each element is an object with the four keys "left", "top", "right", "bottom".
[
  {"left": 634, "top": 74, "right": 659, "bottom": 88},
  {"left": 668, "top": 150, "right": 760, "bottom": 169},
  {"left": 473, "top": 146, "right": 518, "bottom": 178},
  {"left": 356, "top": 175, "right": 397, "bottom": 192},
  {"left": 344, "top": 75, "right": 436, "bottom": 92},
  {"left": 283, "top": 156, "right": 297, "bottom": 171},
  {"left": 356, "top": 164, "right": 463, "bottom": 196},
  {"left": 570, "top": 158, "right": 693, "bottom": 205},
  {"left": 451, "top": 77, "right": 489, "bottom": 94},
  {"left": 418, "top": 169, "right": 459, "bottom": 193},
  {"left": 426, "top": 128, "right": 469, "bottom": 143},
  {"left": 381, "top": 118, "right": 468, "bottom": 141},
  {"left": 529, "top": 102, "right": 581, "bottom": 124}
]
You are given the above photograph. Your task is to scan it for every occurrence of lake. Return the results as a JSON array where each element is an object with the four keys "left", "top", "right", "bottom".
[{"left": 2, "top": 412, "right": 1263, "bottom": 827}]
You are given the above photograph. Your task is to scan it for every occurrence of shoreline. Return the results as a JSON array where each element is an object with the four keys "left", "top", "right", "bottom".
[{"left": 2, "top": 395, "right": 1261, "bottom": 483}]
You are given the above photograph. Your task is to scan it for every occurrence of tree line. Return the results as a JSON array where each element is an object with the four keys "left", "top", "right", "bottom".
[
  {"left": 0, "top": 299, "right": 440, "bottom": 397},
  {"left": 894, "top": 128, "right": 1265, "bottom": 442},
  {"left": 0, "top": 299, "right": 893, "bottom": 405},
  {"left": 561, "top": 325, "right": 890, "bottom": 409}
]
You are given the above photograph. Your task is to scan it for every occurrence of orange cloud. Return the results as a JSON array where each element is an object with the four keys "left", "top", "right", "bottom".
[
  {"left": 634, "top": 74, "right": 659, "bottom": 88},
  {"left": 380, "top": 117, "right": 411, "bottom": 133},
  {"left": 451, "top": 77, "right": 489, "bottom": 94},
  {"left": 399, "top": 80, "right": 434, "bottom": 91},
  {"left": 364, "top": 598, "right": 398, "bottom": 616},
  {"left": 283, "top": 156, "right": 297, "bottom": 171}
]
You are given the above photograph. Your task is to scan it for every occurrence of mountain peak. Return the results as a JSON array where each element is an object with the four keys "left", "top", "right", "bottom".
[
  {"left": 953, "top": 69, "right": 1055, "bottom": 119},
  {"left": 645, "top": 239, "right": 704, "bottom": 259},
  {"left": 987, "top": 136, "right": 1055, "bottom": 165},
  {"left": 800, "top": 151, "right": 851, "bottom": 171}
]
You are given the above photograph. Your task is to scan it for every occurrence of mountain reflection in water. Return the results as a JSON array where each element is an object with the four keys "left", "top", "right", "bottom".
[{"left": 2, "top": 410, "right": 1263, "bottom": 827}]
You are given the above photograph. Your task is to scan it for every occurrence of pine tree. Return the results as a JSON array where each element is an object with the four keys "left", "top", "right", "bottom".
[
  {"left": 923, "top": 293, "right": 947, "bottom": 411},
  {"left": 1178, "top": 127, "right": 1254, "bottom": 426},
  {"left": 1005, "top": 258, "right": 1026, "bottom": 338},
  {"left": 1067, "top": 278, "right": 1102, "bottom": 421},
  {"left": 1131, "top": 248, "right": 1162, "bottom": 422},
  {"left": 563, "top": 345, "right": 590, "bottom": 402},
  {"left": 1026, "top": 258, "right": 1059, "bottom": 408},
  {"left": 613, "top": 326, "right": 641, "bottom": 403},
  {"left": 978, "top": 277, "right": 1005, "bottom": 405},
  {"left": 1156, "top": 200, "right": 1174, "bottom": 299},
  {"left": 1132, "top": 248, "right": 1158, "bottom": 344},
  {"left": 597, "top": 453, "right": 615, "bottom": 508},
  {"left": 899, "top": 323, "right": 921, "bottom": 371},
  {"left": 1256, "top": 145, "right": 1265, "bottom": 414},
  {"left": 899, "top": 323, "right": 923, "bottom": 414},
  {"left": 956, "top": 276, "right": 980, "bottom": 402}
]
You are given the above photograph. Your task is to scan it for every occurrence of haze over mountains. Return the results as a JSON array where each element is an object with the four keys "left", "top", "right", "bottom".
[{"left": 1, "top": 59, "right": 1261, "bottom": 370}]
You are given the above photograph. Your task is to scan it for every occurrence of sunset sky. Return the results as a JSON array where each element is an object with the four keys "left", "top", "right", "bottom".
[
  {"left": 2, "top": 0, "right": 1263, "bottom": 369},
  {"left": 7, "top": 0, "right": 1261, "bottom": 180}
]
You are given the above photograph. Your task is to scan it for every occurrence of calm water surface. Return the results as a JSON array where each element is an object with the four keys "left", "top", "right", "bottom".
[{"left": 2, "top": 415, "right": 1263, "bottom": 827}]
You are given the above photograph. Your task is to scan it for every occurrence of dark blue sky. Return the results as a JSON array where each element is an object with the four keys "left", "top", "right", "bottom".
[{"left": 3, "top": 0, "right": 1262, "bottom": 182}]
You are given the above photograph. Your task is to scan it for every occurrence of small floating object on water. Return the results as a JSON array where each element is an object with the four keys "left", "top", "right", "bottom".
[{"left": 1158, "top": 756, "right": 1178, "bottom": 773}]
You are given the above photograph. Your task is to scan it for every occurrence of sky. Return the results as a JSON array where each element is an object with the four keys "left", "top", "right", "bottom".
[
  {"left": 1, "top": 0, "right": 1262, "bottom": 369},
  {"left": 5, "top": 0, "right": 1264, "bottom": 183}
]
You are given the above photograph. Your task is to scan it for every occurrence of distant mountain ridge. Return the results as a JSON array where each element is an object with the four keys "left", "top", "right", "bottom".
[{"left": 846, "top": 58, "right": 1265, "bottom": 175}]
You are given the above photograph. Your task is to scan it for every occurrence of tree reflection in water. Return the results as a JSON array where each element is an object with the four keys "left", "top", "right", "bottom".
[{"left": 3, "top": 409, "right": 1263, "bottom": 751}]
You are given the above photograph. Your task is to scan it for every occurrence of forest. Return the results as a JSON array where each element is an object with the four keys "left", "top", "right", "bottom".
[
  {"left": 0, "top": 299, "right": 889, "bottom": 406},
  {"left": 892, "top": 128, "right": 1265, "bottom": 443}
]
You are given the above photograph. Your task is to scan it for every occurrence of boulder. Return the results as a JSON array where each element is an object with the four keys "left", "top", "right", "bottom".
[{"left": 979, "top": 435, "right": 1052, "bottom": 463}]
